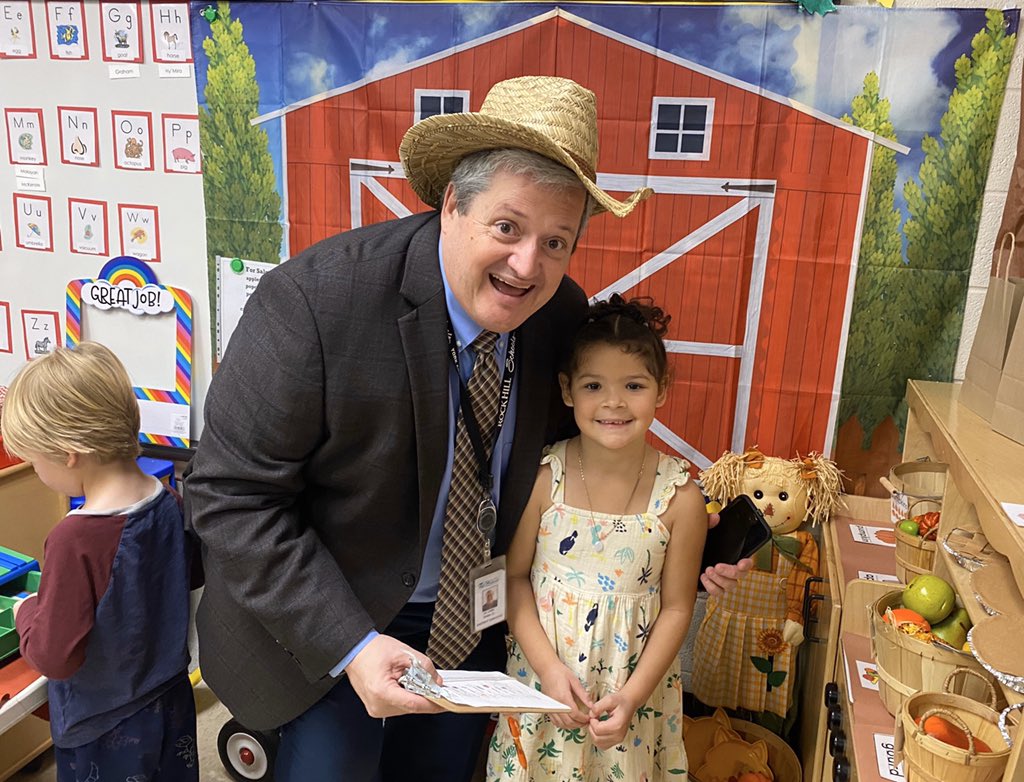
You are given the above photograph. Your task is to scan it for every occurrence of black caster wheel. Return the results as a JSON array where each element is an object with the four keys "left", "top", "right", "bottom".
[{"left": 217, "top": 718, "right": 279, "bottom": 781}]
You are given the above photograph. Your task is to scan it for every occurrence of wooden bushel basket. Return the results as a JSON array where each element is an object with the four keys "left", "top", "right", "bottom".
[
  {"left": 730, "top": 719, "right": 802, "bottom": 782},
  {"left": 870, "top": 591, "right": 997, "bottom": 717},
  {"left": 894, "top": 500, "right": 938, "bottom": 583},
  {"left": 895, "top": 670, "right": 1012, "bottom": 782},
  {"left": 881, "top": 461, "right": 947, "bottom": 525}
]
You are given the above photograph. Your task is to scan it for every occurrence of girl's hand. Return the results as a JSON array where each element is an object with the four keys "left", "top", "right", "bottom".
[
  {"left": 588, "top": 691, "right": 639, "bottom": 750},
  {"left": 538, "top": 664, "right": 593, "bottom": 728}
]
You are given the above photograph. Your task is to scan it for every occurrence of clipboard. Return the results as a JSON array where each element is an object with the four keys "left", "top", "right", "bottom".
[{"left": 400, "top": 661, "right": 571, "bottom": 714}]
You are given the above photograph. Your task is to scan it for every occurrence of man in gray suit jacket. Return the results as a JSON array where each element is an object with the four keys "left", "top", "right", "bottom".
[{"left": 187, "top": 76, "right": 745, "bottom": 782}]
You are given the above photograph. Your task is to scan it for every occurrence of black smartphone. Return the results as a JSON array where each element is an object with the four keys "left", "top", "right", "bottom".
[{"left": 698, "top": 494, "right": 772, "bottom": 590}]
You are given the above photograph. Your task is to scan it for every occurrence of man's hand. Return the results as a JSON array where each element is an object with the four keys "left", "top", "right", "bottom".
[
  {"left": 700, "top": 558, "right": 754, "bottom": 595},
  {"left": 344, "top": 635, "right": 445, "bottom": 718},
  {"left": 538, "top": 663, "right": 593, "bottom": 728}
]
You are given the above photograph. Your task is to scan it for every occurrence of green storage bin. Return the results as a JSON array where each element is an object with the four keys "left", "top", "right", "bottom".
[
  {"left": 0, "top": 595, "right": 18, "bottom": 661},
  {"left": 0, "top": 569, "right": 40, "bottom": 598}
]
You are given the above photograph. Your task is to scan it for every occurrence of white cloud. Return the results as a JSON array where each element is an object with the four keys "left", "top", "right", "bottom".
[
  {"left": 369, "top": 15, "right": 388, "bottom": 39},
  {"left": 364, "top": 37, "right": 434, "bottom": 81},
  {"left": 784, "top": 8, "right": 959, "bottom": 134},
  {"left": 457, "top": 5, "right": 504, "bottom": 39},
  {"left": 286, "top": 52, "right": 338, "bottom": 96}
]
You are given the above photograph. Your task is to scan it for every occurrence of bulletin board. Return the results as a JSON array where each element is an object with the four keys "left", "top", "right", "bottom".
[{"left": 0, "top": 0, "right": 211, "bottom": 441}]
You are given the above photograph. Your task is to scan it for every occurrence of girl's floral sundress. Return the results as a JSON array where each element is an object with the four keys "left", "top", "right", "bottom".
[{"left": 486, "top": 439, "right": 691, "bottom": 781}]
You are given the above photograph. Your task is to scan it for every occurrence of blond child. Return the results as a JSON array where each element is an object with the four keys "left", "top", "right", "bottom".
[
  {"left": 1, "top": 342, "right": 198, "bottom": 782},
  {"left": 486, "top": 296, "right": 707, "bottom": 781}
]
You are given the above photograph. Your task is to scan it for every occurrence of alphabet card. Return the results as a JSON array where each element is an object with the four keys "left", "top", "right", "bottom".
[
  {"left": 67, "top": 257, "right": 193, "bottom": 446},
  {"left": 68, "top": 197, "right": 108, "bottom": 255},
  {"left": 0, "top": 1, "right": 37, "bottom": 58},
  {"left": 150, "top": 2, "right": 191, "bottom": 63},
  {"left": 0, "top": 302, "right": 11, "bottom": 354},
  {"left": 162, "top": 114, "right": 199, "bottom": 173},
  {"left": 58, "top": 106, "right": 99, "bottom": 166},
  {"left": 5, "top": 108, "right": 46, "bottom": 165},
  {"left": 118, "top": 203, "right": 159, "bottom": 261},
  {"left": 46, "top": 1, "right": 88, "bottom": 60},
  {"left": 22, "top": 310, "right": 60, "bottom": 360},
  {"left": 13, "top": 193, "right": 53, "bottom": 251},
  {"left": 99, "top": 1, "right": 142, "bottom": 63},
  {"left": 111, "top": 109, "right": 153, "bottom": 171}
]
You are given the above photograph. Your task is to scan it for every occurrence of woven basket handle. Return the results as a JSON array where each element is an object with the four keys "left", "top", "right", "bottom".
[
  {"left": 999, "top": 703, "right": 1022, "bottom": 748},
  {"left": 918, "top": 707, "right": 977, "bottom": 755},
  {"left": 943, "top": 667, "right": 997, "bottom": 709}
]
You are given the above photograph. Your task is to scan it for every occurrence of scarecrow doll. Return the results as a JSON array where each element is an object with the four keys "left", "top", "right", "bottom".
[{"left": 690, "top": 449, "right": 843, "bottom": 728}]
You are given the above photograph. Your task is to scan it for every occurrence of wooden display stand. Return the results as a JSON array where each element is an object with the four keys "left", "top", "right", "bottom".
[
  {"left": 817, "top": 380, "right": 1024, "bottom": 782},
  {"left": 0, "top": 461, "right": 67, "bottom": 780}
]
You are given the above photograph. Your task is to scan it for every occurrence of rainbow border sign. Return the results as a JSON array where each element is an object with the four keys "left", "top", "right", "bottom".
[{"left": 66, "top": 256, "right": 193, "bottom": 448}]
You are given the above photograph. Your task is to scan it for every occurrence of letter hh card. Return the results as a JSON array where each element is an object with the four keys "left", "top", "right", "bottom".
[{"left": 150, "top": 1, "right": 192, "bottom": 63}]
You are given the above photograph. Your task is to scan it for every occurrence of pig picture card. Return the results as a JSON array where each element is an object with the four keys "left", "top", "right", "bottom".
[{"left": 162, "top": 114, "right": 200, "bottom": 173}]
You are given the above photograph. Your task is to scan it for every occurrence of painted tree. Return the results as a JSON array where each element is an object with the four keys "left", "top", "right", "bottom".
[
  {"left": 901, "top": 9, "right": 1016, "bottom": 389},
  {"left": 199, "top": 0, "right": 282, "bottom": 278},
  {"left": 838, "top": 72, "right": 907, "bottom": 446}
]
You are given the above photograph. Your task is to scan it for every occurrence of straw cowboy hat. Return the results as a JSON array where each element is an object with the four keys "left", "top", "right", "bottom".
[{"left": 399, "top": 76, "right": 653, "bottom": 218}]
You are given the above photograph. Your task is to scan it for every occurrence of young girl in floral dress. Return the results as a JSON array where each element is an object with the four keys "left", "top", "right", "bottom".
[{"left": 486, "top": 295, "right": 707, "bottom": 781}]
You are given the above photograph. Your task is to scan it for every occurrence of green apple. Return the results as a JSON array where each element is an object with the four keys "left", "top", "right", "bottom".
[
  {"left": 898, "top": 519, "right": 920, "bottom": 536},
  {"left": 931, "top": 607, "right": 972, "bottom": 649},
  {"left": 903, "top": 574, "right": 956, "bottom": 624}
]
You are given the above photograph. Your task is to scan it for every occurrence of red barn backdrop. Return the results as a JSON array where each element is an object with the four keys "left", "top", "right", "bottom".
[{"left": 255, "top": 8, "right": 885, "bottom": 469}]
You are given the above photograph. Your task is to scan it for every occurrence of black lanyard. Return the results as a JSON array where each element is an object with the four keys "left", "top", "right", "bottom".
[{"left": 446, "top": 323, "right": 518, "bottom": 493}]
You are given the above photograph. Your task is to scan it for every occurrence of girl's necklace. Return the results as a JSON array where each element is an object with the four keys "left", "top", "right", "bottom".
[{"left": 577, "top": 442, "right": 647, "bottom": 551}]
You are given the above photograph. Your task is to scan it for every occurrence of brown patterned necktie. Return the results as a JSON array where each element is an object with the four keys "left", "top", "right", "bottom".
[{"left": 428, "top": 330, "right": 501, "bottom": 670}]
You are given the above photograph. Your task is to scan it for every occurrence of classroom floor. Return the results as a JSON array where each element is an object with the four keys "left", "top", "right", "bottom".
[{"left": 10, "top": 682, "right": 235, "bottom": 782}]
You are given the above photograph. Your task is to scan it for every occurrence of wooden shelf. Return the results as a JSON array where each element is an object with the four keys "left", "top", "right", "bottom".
[{"left": 905, "top": 381, "right": 1024, "bottom": 594}]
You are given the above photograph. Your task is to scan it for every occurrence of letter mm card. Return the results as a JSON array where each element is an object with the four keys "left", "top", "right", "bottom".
[
  {"left": 13, "top": 193, "right": 53, "bottom": 251},
  {"left": 22, "top": 310, "right": 60, "bottom": 359},
  {"left": 46, "top": 1, "right": 88, "bottom": 60},
  {"left": 67, "top": 257, "right": 193, "bottom": 446},
  {"left": 118, "top": 203, "right": 159, "bottom": 261},
  {"left": 5, "top": 107, "right": 46, "bottom": 166},
  {"left": 0, "top": 1, "right": 37, "bottom": 58},
  {"left": 99, "top": 1, "right": 141, "bottom": 63},
  {"left": 111, "top": 109, "right": 153, "bottom": 171},
  {"left": 149, "top": 1, "right": 191, "bottom": 63},
  {"left": 58, "top": 106, "right": 100, "bottom": 166},
  {"left": 68, "top": 197, "right": 108, "bottom": 255},
  {"left": 162, "top": 114, "right": 199, "bottom": 173}
]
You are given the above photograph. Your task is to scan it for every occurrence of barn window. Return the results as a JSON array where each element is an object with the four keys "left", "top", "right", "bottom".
[
  {"left": 414, "top": 89, "right": 470, "bottom": 123},
  {"left": 649, "top": 98, "right": 714, "bottom": 161}
]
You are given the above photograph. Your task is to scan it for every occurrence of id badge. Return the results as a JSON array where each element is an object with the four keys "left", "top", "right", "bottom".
[{"left": 469, "top": 555, "right": 507, "bottom": 632}]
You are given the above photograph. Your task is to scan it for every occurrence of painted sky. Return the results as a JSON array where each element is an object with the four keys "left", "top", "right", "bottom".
[{"left": 190, "top": 2, "right": 1018, "bottom": 249}]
